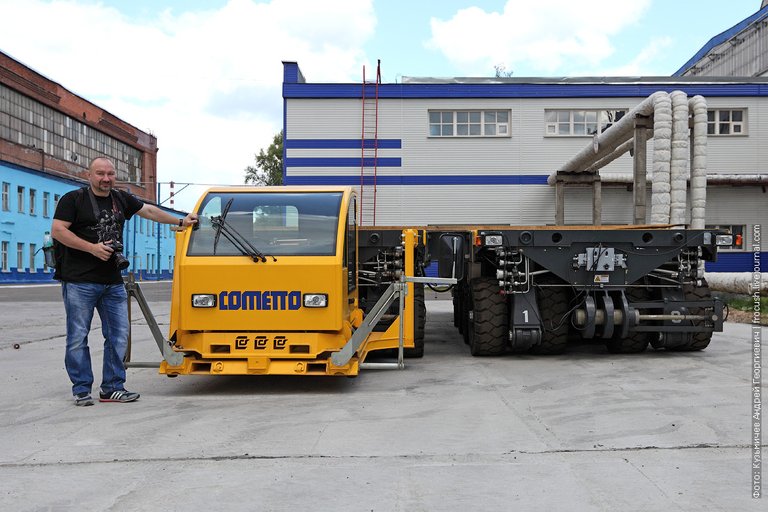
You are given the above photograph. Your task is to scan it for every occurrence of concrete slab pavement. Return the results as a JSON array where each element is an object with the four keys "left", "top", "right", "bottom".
[{"left": 0, "top": 284, "right": 763, "bottom": 511}]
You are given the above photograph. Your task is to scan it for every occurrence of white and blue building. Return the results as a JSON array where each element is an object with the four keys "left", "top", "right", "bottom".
[
  {"left": 1, "top": 160, "right": 181, "bottom": 283},
  {"left": 1, "top": 49, "right": 184, "bottom": 284},
  {"left": 282, "top": 61, "right": 767, "bottom": 273}
]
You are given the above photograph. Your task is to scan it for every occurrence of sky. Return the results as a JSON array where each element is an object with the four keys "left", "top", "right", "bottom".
[{"left": 0, "top": 0, "right": 764, "bottom": 211}]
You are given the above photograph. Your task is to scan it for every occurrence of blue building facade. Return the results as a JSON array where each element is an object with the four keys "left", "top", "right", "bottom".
[{"left": 0, "top": 160, "right": 182, "bottom": 283}]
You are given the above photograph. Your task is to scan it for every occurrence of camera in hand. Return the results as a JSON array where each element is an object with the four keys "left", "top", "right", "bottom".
[
  {"left": 106, "top": 240, "right": 130, "bottom": 270},
  {"left": 97, "top": 213, "right": 130, "bottom": 271}
]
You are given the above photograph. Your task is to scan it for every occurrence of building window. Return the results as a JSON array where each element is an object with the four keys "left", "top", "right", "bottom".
[
  {"left": 54, "top": 194, "right": 61, "bottom": 212},
  {"left": 429, "top": 110, "right": 510, "bottom": 137},
  {"left": 1, "top": 182, "right": 9, "bottom": 211},
  {"left": 0, "top": 83, "right": 144, "bottom": 183},
  {"left": 17, "top": 242, "right": 24, "bottom": 271},
  {"left": 707, "top": 109, "right": 746, "bottom": 135},
  {"left": 545, "top": 109, "right": 626, "bottom": 136},
  {"left": 43, "top": 192, "right": 50, "bottom": 217},
  {"left": 17, "top": 186, "right": 25, "bottom": 213},
  {"left": 29, "top": 243, "right": 36, "bottom": 273},
  {"left": 1, "top": 241, "right": 8, "bottom": 271},
  {"left": 29, "top": 189, "right": 36, "bottom": 215}
]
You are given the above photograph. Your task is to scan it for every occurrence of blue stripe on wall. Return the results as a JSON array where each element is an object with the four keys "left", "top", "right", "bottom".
[
  {"left": 285, "top": 139, "right": 402, "bottom": 149},
  {"left": 706, "top": 252, "right": 767, "bottom": 273},
  {"left": 284, "top": 175, "right": 549, "bottom": 185},
  {"left": 285, "top": 157, "right": 402, "bottom": 168},
  {"left": 284, "top": 83, "right": 768, "bottom": 100}
]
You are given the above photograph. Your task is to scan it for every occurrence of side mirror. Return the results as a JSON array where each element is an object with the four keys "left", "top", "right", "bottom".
[{"left": 437, "top": 234, "right": 465, "bottom": 281}]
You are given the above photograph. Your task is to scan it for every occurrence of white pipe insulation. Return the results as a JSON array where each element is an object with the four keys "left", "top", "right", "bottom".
[
  {"left": 689, "top": 95, "right": 708, "bottom": 229},
  {"left": 649, "top": 92, "right": 673, "bottom": 224},
  {"left": 548, "top": 91, "right": 670, "bottom": 184},
  {"left": 669, "top": 91, "right": 690, "bottom": 226},
  {"left": 550, "top": 91, "right": 711, "bottom": 227},
  {"left": 585, "top": 137, "right": 638, "bottom": 173}
]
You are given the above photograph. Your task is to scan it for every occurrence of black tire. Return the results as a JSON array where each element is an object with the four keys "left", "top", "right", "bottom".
[
  {"left": 453, "top": 291, "right": 460, "bottom": 328},
  {"left": 530, "top": 282, "right": 569, "bottom": 355},
  {"left": 607, "top": 287, "right": 652, "bottom": 354},
  {"left": 669, "top": 279, "right": 713, "bottom": 352},
  {"left": 404, "top": 283, "right": 426, "bottom": 358},
  {"left": 468, "top": 278, "right": 507, "bottom": 356},
  {"left": 460, "top": 286, "right": 471, "bottom": 345}
]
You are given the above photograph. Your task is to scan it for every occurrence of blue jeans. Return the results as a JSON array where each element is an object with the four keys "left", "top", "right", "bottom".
[{"left": 62, "top": 282, "right": 129, "bottom": 396}]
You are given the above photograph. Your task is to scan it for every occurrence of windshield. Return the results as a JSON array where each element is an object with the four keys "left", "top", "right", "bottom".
[{"left": 188, "top": 192, "right": 343, "bottom": 256}]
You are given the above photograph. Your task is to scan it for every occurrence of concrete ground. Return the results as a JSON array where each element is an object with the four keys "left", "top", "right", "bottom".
[{"left": 0, "top": 282, "right": 763, "bottom": 511}]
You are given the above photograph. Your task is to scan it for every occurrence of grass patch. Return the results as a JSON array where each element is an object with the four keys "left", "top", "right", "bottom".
[{"left": 725, "top": 295, "right": 768, "bottom": 312}]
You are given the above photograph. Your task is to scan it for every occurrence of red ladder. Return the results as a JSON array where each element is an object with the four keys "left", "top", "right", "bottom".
[{"left": 360, "top": 60, "right": 380, "bottom": 226}]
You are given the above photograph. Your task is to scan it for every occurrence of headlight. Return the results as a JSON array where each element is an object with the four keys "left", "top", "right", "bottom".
[
  {"left": 715, "top": 234, "right": 733, "bottom": 246},
  {"left": 303, "top": 293, "right": 328, "bottom": 308},
  {"left": 484, "top": 235, "right": 503, "bottom": 246},
  {"left": 192, "top": 294, "right": 216, "bottom": 308}
]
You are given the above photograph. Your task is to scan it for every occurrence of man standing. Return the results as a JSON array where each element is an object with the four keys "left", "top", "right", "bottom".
[{"left": 52, "top": 157, "right": 198, "bottom": 406}]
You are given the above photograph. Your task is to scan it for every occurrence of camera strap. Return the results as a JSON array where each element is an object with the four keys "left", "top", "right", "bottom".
[{"left": 86, "top": 188, "right": 118, "bottom": 220}]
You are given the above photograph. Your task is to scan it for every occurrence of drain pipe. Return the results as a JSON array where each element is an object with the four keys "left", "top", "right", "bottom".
[
  {"left": 689, "top": 95, "right": 708, "bottom": 229},
  {"left": 650, "top": 92, "right": 673, "bottom": 224},
  {"left": 669, "top": 91, "right": 689, "bottom": 226}
]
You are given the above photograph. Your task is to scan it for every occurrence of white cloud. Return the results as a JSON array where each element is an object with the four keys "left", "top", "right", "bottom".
[
  {"left": 427, "top": 0, "right": 651, "bottom": 75},
  {"left": 583, "top": 36, "right": 673, "bottom": 76},
  {"left": 0, "top": 0, "right": 375, "bottom": 211}
]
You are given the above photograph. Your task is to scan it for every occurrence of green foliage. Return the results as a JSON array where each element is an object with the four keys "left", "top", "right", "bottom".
[
  {"left": 726, "top": 295, "right": 768, "bottom": 312},
  {"left": 244, "top": 131, "right": 283, "bottom": 186}
]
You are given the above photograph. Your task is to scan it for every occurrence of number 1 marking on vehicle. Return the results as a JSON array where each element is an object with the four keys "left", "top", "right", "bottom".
[{"left": 522, "top": 310, "right": 529, "bottom": 322}]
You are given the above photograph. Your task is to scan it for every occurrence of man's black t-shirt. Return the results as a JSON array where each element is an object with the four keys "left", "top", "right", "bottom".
[{"left": 53, "top": 187, "right": 144, "bottom": 284}]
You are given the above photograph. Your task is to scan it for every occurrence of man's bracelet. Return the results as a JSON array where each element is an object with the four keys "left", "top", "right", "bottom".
[{"left": 178, "top": 218, "right": 184, "bottom": 227}]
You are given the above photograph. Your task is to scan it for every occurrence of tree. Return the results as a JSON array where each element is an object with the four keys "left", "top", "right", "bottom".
[
  {"left": 494, "top": 64, "right": 513, "bottom": 78},
  {"left": 245, "top": 131, "right": 283, "bottom": 186}
]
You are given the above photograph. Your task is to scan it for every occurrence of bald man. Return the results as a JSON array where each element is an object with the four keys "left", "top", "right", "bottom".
[{"left": 52, "top": 157, "right": 197, "bottom": 406}]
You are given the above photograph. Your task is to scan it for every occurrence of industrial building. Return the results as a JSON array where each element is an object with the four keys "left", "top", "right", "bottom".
[
  {"left": 281, "top": 3, "right": 768, "bottom": 275},
  {"left": 281, "top": 5, "right": 768, "bottom": 274},
  {"left": 676, "top": 1, "right": 768, "bottom": 77},
  {"left": 0, "top": 50, "right": 183, "bottom": 283}
]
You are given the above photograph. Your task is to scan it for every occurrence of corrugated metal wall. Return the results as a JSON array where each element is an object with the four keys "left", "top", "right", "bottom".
[
  {"left": 686, "top": 18, "right": 768, "bottom": 76},
  {"left": 285, "top": 95, "right": 768, "bottom": 228}
]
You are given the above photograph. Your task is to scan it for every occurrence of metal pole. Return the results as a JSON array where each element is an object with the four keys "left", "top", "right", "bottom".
[
  {"left": 633, "top": 115, "right": 649, "bottom": 224},
  {"left": 592, "top": 177, "right": 602, "bottom": 226},
  {"left": 555, "top": 178, "right": 565, "bottom": 225},
  {"left": 156, "top": 182, "right": 161, "bottom": 278}
]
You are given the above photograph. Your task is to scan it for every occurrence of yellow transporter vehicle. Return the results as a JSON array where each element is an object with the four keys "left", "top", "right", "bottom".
[{"left": 153, "top": 186, "right": 440, "bottom": 377}]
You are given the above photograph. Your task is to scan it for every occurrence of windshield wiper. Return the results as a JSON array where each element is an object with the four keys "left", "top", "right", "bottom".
[
  {"left": 211, "top": 214, "right": 277, "bottom": 263},
  {"left": 212, "top": 198, "right": 233, "bottom": 256}
]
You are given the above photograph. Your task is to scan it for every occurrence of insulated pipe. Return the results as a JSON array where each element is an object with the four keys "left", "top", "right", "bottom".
[
  {"left": 650, "top": 93, "right": 673, "bottom": 224},
  {"left": 585, "top": 137, "right": 636, "bottom": 173},
  {"left": 548, "top": 92, "right": 668, "bottom": 185},
  {"left": 689, "top": 95, "right": 708, "bottom": 229},
  {"left": 599, "top": 173, "right": 768, "bottom": 185},
  {"left": 669, "top": 91, "right": 690, "bottom": 226}
]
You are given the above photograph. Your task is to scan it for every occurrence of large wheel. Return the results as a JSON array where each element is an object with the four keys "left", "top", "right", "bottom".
[
  {"left": 453, "top": 291, "right": 460, "bottom": 328},
  {"left": 530, "top": 281, "right": 569, "bottom": 355},
  {"left": 468, "top": 277, "right": 507, "bottom": 356},
  {"left": 607, "top": 287, "right": 652, "bottom": 354},
  {"left": 460, "top": 286, "right": 471, "bottom": 345},
  {"left": 404, "top": 283, "right": 426, "bottom": 358},
  {"left": 669, "top": 279, "right": 713, "bottom": 352}
]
